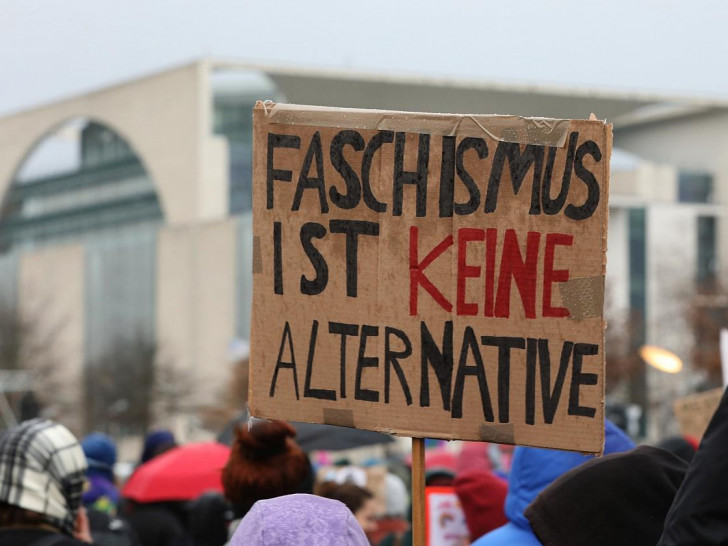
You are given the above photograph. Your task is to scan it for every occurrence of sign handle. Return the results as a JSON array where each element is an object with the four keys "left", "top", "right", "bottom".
[{"left": 412, "top": 436, "right": 426, "bottom": 546}]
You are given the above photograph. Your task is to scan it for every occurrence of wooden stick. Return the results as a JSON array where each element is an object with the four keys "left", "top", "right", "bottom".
[{"left": 412, "top": 436, "right": 426, "bottom": 546}]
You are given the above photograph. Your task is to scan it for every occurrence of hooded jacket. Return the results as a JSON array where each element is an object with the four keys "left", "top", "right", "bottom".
[
  {"left": 526, "top": 446, "right": 687, "bottom": 546},
  {"left": 472, "top": 420, "right": 635, "bottom": 545},
  {"left": 658, "top": 387, "right": 728, "bottom": 545},
  {"left": 230, "top": 494, "right": 369, "bottom": 546}
]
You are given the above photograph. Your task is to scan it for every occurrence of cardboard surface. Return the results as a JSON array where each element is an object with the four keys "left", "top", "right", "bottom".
[
  {"left": 250, "top": 102, "right": 611, "bottom": 453},
  {"left": 673, "top": 387, "right": 723, "bottom": 439}
]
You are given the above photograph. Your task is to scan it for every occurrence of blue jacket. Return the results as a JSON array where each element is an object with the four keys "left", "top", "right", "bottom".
[{"left": 472, "top": 421, "right": 635, "bottom": 545}]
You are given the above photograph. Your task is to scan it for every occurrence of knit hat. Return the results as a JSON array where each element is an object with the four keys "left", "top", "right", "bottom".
[
  {"left": 231, "top": 494, "right": 369, "bottom": 546},
  {"left": 525, "top": 446, "right": 687, "bottom": 546},
  {"left": 222, "top": 419, "right": 312, "bottom": 519},
  {"left": 82, "top": 432, "right": 117, "bottom": 478},
  {"left": 140, "top": 429, "right": 176, "bottom": 464},
  {"left": 0, "top": 418, "right": 87, "bottom": 535}
]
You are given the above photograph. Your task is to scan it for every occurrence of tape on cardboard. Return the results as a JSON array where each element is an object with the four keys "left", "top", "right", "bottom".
[
  {"left": 560, "top": 276, "right": 605, "bottom": 320},
  {"left": 479, "top": 423, "right": 516, "bottom": 444},
  {"left": 323, "top": 408, "right": 355, "bottom": 428},
  {"left": 261, "top": 102, "right": 570, "bottom": 147}
]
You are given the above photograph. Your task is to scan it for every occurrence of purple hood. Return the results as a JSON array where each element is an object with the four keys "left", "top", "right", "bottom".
[{"left": 231, "top": 494, "right": 369, "bottom": 546}]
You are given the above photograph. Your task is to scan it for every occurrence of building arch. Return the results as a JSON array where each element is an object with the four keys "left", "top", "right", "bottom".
[{"left": 0, "top": 61, "right": 229, "bottom": 226}]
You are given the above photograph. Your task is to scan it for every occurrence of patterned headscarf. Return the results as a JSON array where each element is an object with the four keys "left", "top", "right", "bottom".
[{"left": 0, "top": 419, "right": 87, "bottom": 535}]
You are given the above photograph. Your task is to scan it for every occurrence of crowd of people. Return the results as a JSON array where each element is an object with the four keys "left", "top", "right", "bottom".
[{"left": 0, "top": 390, "right": 727, "bottom": 545}]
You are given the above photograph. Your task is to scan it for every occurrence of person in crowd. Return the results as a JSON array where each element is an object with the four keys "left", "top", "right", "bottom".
[
  {"left": 122, "top": 500, "right": 192, "bottom": 546},
  {"left": 187, "top": 491, "right": 234, "bottom": 546},
  {"left": 370, "top": 473, "right": 409, "bottom": 545},
  {"left": 316, "top": 481, "right": 379, "bottom": 536},
  {"left": 658, "top": 387, "right": 728, "bottom": 544},
  {"left": 222, "top": 419, "right": 313, "bottom": 540},
  {"left": 230, "top": 494, "right": 369, "bottom": 546},
  {"left": 454, "top": 442, "right": 508, "bottom": 541},
  {"left": 0, "top": 418, "right": 94, "bottom": 545},
  {"left": 656, "top": 435, "right": 699, "bottom": 464},
  {"left": 525, "top": 446, "right": 687, "bottom": 546},
  {"left": 82, "top": 433, "right": 120, "bottom": 514},
  {"left": 472, "top": 419, "right": 635, "bottom": 545},
  {"left": 86, "top": 508, "right": 141, "bottom": 546},
  {"left": 139, "top": 429, "right": 177, "bottom": 465}
]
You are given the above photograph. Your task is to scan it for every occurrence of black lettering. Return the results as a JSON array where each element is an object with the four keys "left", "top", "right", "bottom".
[
  {"left": 355, "top": 325, "right": 380, "bottom": 402},
  {"left": 269, "top": 322, "right": 299, "bottom": 400},
  {"left": 482, "top": 336, "right": 525, "bottom": 423},
  {"left": 568, "top": 343, "right": 598, "bottom": 417},
  {"left": 438, "top": 136, "right": 456, "bottom": 218},
  {"left": 393, "top": 132, "right": 429, "bottom": 217},
  {"left": 292, "top": 131, "right": 329, "bottom": 213},
  {"left": 540, "top": 339, "right": 573, "bottom": 424},
  {"left": 565, "top": 140, "right": 602, "bottom": 220},
  {"left": 454, "top": 137, "right": 486, "bottom": 215},
  {"left": 300, "top": 222, "right": 328, "bottom": 296},
  {"left": 329, "top": 130, "right": 365, "bottom": 210},
  {"left": 485, "top": 143, "right": 544, "bottom": 213},
  {"left": 329, "top": 322, "right": 359, "bottom": 399},
  {"left": 452, "top": 326, "right": 494, "bottom": 421},
  {"left": 542, "top": 132, "right": 578, "bottom": 215},
  {"left": 329, "top": 220, "right": 380, "bottom": 297},
  {"left": 267, "top": 133, "right": 300, "bottom": 209},
  {"left": 525, "top": 338, "right": 537, "bottom": 425},
  {"left": 420, "top": 321, "right": 453, "bottom": 411},
  {"left": 384, "top": 327, "right": 413, "bottom": 405},
  {"left": 361, "top": 131, "right": 392, "bottom": 213},
  {"left": 274, "top": 222, "right": 283, "bottom": 295},
  {"left": 303, "top": 320, "right": 335, "bottom": 400}
]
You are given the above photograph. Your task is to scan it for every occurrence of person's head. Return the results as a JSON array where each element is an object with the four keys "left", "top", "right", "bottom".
[
  {"left": 222, "top": 419, "right": 312, "bottom": 519},
  {"left": 474, "top": 419, "right": 635, "bottom": 544},
  {"left": 657, "top": 435, "right": 698, "bottom": 463},
  {"left": 525, "top": 446, "right": 687, "bottom": 546},
  {"left": 316, "top": 481, "right": 378, "bottom": 534},
  {"left": 187, "top": 491, "right": 234, "bottom": 546},
  {"left": 82, "top": 432, "right": 117, "bottom": 481},
  {"left": 0, "top": 419, "right": 87, "bottom": 536},
  {"left": 230, "top": 494, "right": 369, "bottom": 546},
  {"left": 140, "top": 429, "right": 177, "bottom": 464}
]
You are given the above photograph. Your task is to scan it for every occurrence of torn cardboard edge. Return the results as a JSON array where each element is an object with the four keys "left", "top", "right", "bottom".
[{"left": 256, "top": 101, "right": 595, "bottom": 148}]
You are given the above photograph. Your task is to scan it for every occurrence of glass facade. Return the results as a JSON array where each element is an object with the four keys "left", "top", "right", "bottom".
[
  {"left": 678, "top": 171, "right": 714, "bottom": 204},
  {"left": 628, "top": 208, "right": 647, "bottom": 323},
  {"left": 0, "top": 120, "right": 163, "bottom": 374},
  {"left": 697, "top": 215, "right": 717, "bottom": 284}
]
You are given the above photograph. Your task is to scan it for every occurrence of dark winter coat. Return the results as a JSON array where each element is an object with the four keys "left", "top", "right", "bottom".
[
  {"left": 526, "top": 446, "right": 687, "bottom": 546},
  {"left": 0, "top": 528, "right": 95, "bottom": 545},
  {"left": 658, "top": 387, "right": 728, "bottom": 545}
]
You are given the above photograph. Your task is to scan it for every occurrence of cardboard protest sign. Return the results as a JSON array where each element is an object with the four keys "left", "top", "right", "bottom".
[
  {"left": 250, "top": 102, "right": 611, "bottom": 453},
  {"left": 673, "top": 387, "right": 723, "bottom": 439},
  {"left": 425, "top": 487, "right": 469, "bottom": 546}
]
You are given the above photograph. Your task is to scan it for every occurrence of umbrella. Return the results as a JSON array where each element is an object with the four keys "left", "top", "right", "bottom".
[
  {"left": 217, "top": 415, "right": 394, "bottom": 452},
  {"left": 122, "top": 442, "right": 230, "bottom": 502}
]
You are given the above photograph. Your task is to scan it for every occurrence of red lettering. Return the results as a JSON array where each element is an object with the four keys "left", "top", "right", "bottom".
[
  {"left": 494, "top": 230, "right": 541, "bottom": 318},
  {"left": 457, "top": 228, "right": 485, "bottom": 316},
  {"left": 483, "top": 228, "right": 497, "bottom": 317},
  {"left": 409, "top": 226, "right": 453, "bottom": 315},
  {"left": 543, "top": 233, "right": 573, "bottom": 317}
]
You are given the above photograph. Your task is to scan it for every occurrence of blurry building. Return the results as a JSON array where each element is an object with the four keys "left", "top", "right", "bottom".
[{"left": 0, "top": 60, "right": 722, "bottom": 439}]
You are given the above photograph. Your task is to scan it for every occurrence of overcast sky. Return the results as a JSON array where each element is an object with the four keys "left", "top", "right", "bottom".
[{"left": 2, "top": 0, "right": 728, "bottom": 116}]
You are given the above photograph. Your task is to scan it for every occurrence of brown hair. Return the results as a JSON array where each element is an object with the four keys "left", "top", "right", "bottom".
[
  {"left": 222, "top": 419, "right": 311, "bottom": 518},
  {"left": 0, "top": 502, "right": 54, "bottom": 530},
  {"left": 316, "top": 481, "right": 374, "bottom": 514}
]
